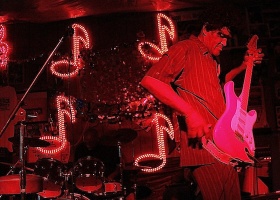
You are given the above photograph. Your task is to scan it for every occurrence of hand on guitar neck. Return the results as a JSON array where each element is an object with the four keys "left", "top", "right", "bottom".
[
  {"left": 225, "top": 45, "right": 264, "bottom": 83},
  {"left": 243, "top": 48, "right": 264, "bottom": 67}
]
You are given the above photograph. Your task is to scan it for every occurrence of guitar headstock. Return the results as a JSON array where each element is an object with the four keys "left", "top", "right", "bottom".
[{"left": 246, "top": 35, "right": 258, "bottom": 51}]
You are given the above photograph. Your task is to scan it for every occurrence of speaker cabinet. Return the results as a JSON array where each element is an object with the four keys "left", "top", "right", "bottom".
[{"left": 253, "top": 129, "right": 280, "bottom": 192}]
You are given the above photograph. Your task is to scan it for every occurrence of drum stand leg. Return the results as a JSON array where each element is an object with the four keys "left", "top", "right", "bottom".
[
  {"left": 19, "top": 122, "right": 27, "bottom": 200},
  {"left": 0, "top": 123, "right": 28, "bottom": 200},
  {"left": 118, "top": 141, "right": 125, "bottom": 198},
  {"left": 133, "top": 183, "right": 137, "bottom": 200}
]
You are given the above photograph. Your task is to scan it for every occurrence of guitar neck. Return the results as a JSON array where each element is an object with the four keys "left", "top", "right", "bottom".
[
  {"left": 241, "top": 63, "right": 253, "bottom": 111},
  {"left": 240, "top": 35, "right": 258, "bottom": 111}
]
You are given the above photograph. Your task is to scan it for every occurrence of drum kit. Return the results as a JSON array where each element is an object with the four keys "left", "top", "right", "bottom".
[{"left": 0, "top": 128, "right": 151, "bottom": 200}]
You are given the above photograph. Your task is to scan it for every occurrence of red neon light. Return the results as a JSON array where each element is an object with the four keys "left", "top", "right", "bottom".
[
  {"left": 50, "top": 23, "right": 90, "bottom": 78},
  {"left": 37, "top": 95, "right": 76, "bottom": 154},
  {"left": 134, "top": 113, "right": 174, "bottom": 172},
  {"left": 0, "top": 25, "right": 8, "bottom": 70},
  {"left": 138, "top": 13, "right": 175, "bottom": 61}
]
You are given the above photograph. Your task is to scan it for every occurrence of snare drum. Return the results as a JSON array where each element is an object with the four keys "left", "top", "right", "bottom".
[
  {"left": 73, "top": 156, "right": 104, "bottom": 193},
  {"left": 34, "top": 158, "right": 65, "bottom": 198}
]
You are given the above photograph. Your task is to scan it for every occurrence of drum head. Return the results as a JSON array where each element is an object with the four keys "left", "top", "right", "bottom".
[
  {"left": 73, "top": 156, "right": 104, "bottom": 193},
  {"left": 0, "top": 174, "right": 43, "bottom": 195}
]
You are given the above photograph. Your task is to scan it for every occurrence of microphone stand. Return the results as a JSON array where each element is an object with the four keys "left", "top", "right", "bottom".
[{"left": 0, "top": 29, "right": 73, "bottom": 200}]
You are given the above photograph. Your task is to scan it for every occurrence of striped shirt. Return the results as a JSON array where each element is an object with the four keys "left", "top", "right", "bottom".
[{"left": 145, "top": 35, "right": 226, "bottom": 166}]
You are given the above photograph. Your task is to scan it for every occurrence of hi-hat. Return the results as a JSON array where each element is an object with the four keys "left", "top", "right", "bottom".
[{"left": 8, "top": 136, "right": 51, "bottom": 147}]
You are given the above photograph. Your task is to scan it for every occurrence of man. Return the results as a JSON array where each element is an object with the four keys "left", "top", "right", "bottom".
[{"left": 140, "top": 5, "right": 264, "bottom": 200}]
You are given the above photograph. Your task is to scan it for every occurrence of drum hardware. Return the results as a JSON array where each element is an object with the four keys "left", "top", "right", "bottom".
[
  {"left": 33, "top": 158, "right": 66, "bottom": 199},
  {"left": 0, "top": 108, "right": 44, "bottom": 200},
  {"left": 123, "top": 164, "right": 152, "bottom": 200},
  {"left": 55, "top": 192, "right": 90, "bottom": 200},
  {"left": 0, "top": 161, "right": 34, "bottom": 172},
  {"left": 1, "top": 123, "right": 51, "bottom": 199}
]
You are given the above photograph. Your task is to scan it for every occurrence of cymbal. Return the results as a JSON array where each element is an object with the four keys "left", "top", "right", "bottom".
[
  {"left": 114, "top": 128, "right": 137, "bottom": 143},
  {"left": 100, "top": 128, "right": 137, "bottom": 146},
  {"left": 138, "top": 159, "right": 163, "bottom": 168},
  {"left": 8, "top": 136, "right": 51, "bottom": 147},
  {"left": 0, "top": 161, "right": 34, "bottom": 172},
  {"left": 123, "top": 165, "right": 152, "bottom": 171}
]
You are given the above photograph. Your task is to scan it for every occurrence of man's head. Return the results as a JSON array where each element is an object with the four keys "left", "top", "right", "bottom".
[
  {"left": 200, "top": 25, "right": 232, "bottom": 56},
  {"left": 198, "top": 3, "right": 242, "bottom": 56}
]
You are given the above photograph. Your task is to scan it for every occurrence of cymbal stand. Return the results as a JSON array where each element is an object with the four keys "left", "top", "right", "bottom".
[
  {"left": 117, "top": 141, "right": 125, "bottom": 196},
  {"left": 19, "top": 122, "right": 27, "bottom": 200},
  {"left": 64, "top": 170, "right": 75, "bottom": 200}
]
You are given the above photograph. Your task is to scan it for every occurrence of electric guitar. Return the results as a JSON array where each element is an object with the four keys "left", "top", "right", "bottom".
[{"left": 203, "top": 35, "right": 259, "bottom": 165}]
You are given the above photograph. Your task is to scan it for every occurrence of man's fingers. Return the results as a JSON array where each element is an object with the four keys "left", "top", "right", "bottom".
[
  {"left": 204, "top": 124, "right": 212, "bottom": 133},
  {"left": 204, "top": 124, "right": 213, "bottom": 140},
  {"left": 188, "top": 128, "right": 197, "bottom": 138}
]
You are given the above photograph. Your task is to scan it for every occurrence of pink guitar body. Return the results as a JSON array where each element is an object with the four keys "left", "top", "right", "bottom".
[{"left": 213, "top": 81, "right": 256, "bottom": 163}]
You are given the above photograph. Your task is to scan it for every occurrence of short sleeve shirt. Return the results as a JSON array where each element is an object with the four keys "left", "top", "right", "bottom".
[{"left": 145, "top": 36, "right": 226, "bottom": 166}]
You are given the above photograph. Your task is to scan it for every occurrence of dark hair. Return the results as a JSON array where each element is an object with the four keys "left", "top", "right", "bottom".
[{"left": 199, "top": 3, "right": 243, "bottom": 34}]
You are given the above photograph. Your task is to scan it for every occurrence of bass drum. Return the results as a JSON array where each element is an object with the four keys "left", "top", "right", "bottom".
[
  {"left": 55, "top": 193, "right": 90, "bottom": 200},
  {"left": 73, "top": 156, "right": 104, "bottom": 193}
]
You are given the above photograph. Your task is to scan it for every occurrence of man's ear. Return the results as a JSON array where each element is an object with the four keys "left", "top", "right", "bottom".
[{"left": 202, "top": 25, "right": 208, "bottom": 36}]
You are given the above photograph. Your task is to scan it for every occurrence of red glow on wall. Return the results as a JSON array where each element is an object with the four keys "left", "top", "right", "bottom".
[
  {"left": 138, "top": 13, "right": 175, "bottom": 61},
  {"left": 37, "top": 95, "right": 76, "bottom": 154},
  {"left": 0, "top": 25, "right": 9, "bottom": 70},
  {"left": 50, "top": 23, "right": 90, "bottom": 78},
  {"left": 134, "top": 113, "right": 174, "bottom": 172}
]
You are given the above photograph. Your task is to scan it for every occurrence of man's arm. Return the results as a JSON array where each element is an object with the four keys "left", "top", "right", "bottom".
[
  {"left": 141, "top": 76, "right": 211, "bottom": 138},
  {"left": 225, "top": 48, "right": 264, "bottom": 83}
]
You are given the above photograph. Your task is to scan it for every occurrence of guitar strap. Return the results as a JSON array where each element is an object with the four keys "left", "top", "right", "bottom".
[
  {"left": 176, "top": 85, "right": 218, "bottom": 120},
  {"left": 176, "top": 85, "right": 241, "bottom": 166},
  {"left": 201, "top": 137, "right": 240, "bottom": 167}
]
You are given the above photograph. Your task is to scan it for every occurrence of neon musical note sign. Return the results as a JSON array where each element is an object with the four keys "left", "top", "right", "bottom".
[
  {"left": 138, "top": 13, "right": 175, "bottom": 61},
  {"left": 37, "top": 95, "right": 76, "bottom": 153},
  {"left": 0, "top": 25, "right": 8, "bottom": 70},
  {"left": 134, "top": 113, "right": 174, "bottom": 172},
  {"left": 50, "top": 23, "right": 90, "bottom": 78}
]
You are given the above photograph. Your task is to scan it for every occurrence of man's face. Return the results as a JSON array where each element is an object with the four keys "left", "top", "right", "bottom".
[{"left": 204, "top": 27, "right": 232, "bottom": 56}]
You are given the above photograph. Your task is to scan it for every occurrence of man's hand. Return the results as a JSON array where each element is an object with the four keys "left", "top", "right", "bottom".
[
  {"left": 185, "top": 110, "right": 212, "bottom": 139},
  {"left": 244, "top": 48, "right": 264, "bottom": 66}
]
